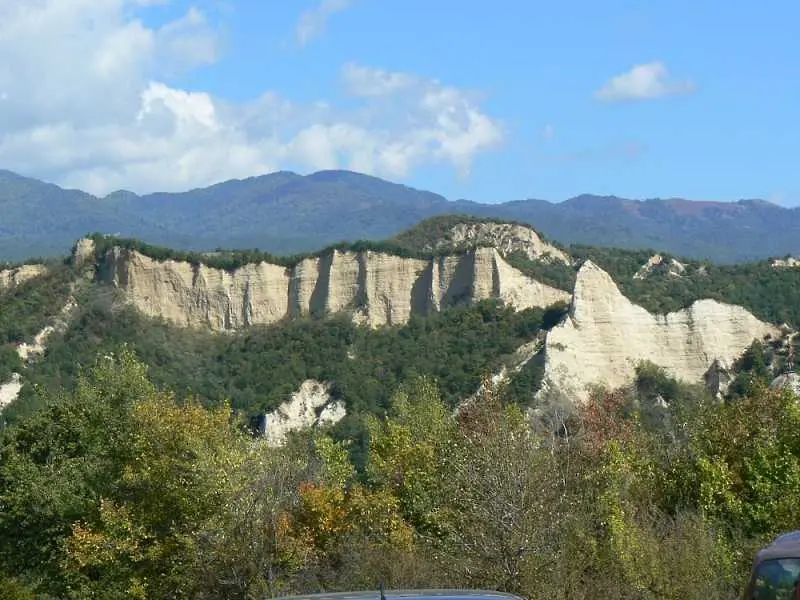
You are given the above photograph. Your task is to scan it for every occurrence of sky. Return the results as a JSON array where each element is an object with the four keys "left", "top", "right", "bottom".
[{"left": 0, "top": 1, "right": 797, "bottom": 205}]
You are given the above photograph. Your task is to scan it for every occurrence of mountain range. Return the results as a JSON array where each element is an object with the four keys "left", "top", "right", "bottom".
[{"left": 1, "top": 168, "right": 796, "bottom": 263}]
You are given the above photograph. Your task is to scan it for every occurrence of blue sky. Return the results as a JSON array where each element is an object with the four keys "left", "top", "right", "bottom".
[{"left": 0, "top": 1, "right": 797, "bottom": 204}]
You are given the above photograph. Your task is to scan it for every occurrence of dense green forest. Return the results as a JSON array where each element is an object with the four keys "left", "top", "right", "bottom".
[{"left": 0, "top": 348, "right": 795, "bottom": 599}]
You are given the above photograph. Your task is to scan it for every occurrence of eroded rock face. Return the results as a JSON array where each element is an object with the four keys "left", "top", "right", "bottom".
[
  {"left": 0, "top": 373, "right": 22, "bottom": 410},
  {"left": 633, "top": 254, "right": 686, "bottom": 279},
  {"left": 441, "top": 222, "right": 571, "bottom": 264},
  {"left": 771, "top": 373, "right": 800, "bottom": 397},
  {"left": 261, "top": 380, "right": 346, "bottom": 446},
  {"left": 0, "top": 264, "right": 48, "bottom": 292},
  {"left": 540, "top": 260, "right": 780, "bottom": 403},
  {"left": 99, "top": 246, "right": 570, "bottom": 330},
  {"left": 72, "top": 237, "right": 96, "bottom": 267}
]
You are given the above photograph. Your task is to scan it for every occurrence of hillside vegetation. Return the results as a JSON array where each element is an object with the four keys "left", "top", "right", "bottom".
[
  {"left": 5, "top": 219, "right": 800, "bottom": 430},
  {"left": 0, "top": 349, "right": 794, "bottom": 598}
]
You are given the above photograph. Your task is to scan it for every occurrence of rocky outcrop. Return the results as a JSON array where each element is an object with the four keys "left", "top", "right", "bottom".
[
  {"left": 0, "top": 373, "right": 22, "bottom": 410},
  {"left": 633, "top": 254, "right": 686, "bottom": 279},
  {"left": 434, "top": 222, "right": 570, "bottom": 264},
  {"left": 0, "top": 264, "right": 48, "bottom": 292},
  {"left": 260, "top": 380, "right": 346, "bottom": 446},
  {"left": 16, "top": 296, "right": 78, "bottom": 362},
  {"left": 72, "top": 237, "right": 96, "bottom": 267},
  {"left": 98, "top": 246, "right": 570, "bottom": 330},
  {"left": 771, "top": 257, "right": 800, "bottom": 268},
  {"left": 771, "top": 373, "right": 800, "bottom": 397},
  {"left": 540, "top": 260, "right": 780, "bottom": 403},
  {"left": 0, "top": 296, "right": 79, "bottom": 411},
  {"left": 704, "top": 359, "right": 733, "bottom": 400}
]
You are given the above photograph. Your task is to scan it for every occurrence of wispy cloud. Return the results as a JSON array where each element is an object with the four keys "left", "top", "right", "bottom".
[
  {"left": 594, "top": 62, "right": 694, "bottom": 101},
  {"left": 296, "top": 0, "right": 352, "bottom": 47}
]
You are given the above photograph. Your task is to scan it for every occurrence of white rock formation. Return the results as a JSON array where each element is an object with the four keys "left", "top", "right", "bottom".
[
  {"left": 99, "top": 246, "right": 570, "bottom": 330},
  {"left": 0, "top": 296, "right": 79, "bottom": 410},
  {"left": 262, "top": 380, "right": 346, "bottom": 446},
  {"left": 436, "top": 222, "right": 571, "bottom": 264},
  {"left": 633, "top": 254, "right": 686, "bottom": 279},
  {"left": 16, "top": 296, "right": 78, "bottom": 362},
  {"left": 540, "top": 260, "right": 780, "bottom": 403},
  {"left": 771, "top": 257, "right": 800, "bottom": 268},
  {"left": 72, "top": 237, "right": 96, "bottom": 266},
  {"left": 771, "top": 372, "right": 800, "bottom": 397},
  {"left": 0, "top": 264, "right": 48, "bottom": 292},
  {"left": 0, "top": 373, "right": 22, "bottom": 410}
]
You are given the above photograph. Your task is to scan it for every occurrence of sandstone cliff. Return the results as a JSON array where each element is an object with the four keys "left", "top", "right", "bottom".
[
  {"left": 540, "top": 260, "right": 780, "bottom": 403},
  {"left": 0, "top": 264, "right": 48, "bottom": 292},
  {"left": 98, "top": 245, "right": 570, "bottom": 330}
]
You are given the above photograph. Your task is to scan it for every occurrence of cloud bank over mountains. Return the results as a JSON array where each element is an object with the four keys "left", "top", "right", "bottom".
[{"left": 0, "top": 1, "right": 504, "bottom": 195}]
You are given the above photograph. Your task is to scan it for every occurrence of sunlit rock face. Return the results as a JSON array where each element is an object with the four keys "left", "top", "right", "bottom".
[
  {"left": 99, "top": 246, "right": 569, "bottom": 330},
  {"left": 540, "top": 260, "right": 780, "bottom": 403}
]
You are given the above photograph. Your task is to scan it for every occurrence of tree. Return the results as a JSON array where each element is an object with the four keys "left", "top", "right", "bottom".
[
  {"left": 0, "top": 347, "right": 154, "bottom": 594},
  {"left": 63, "top": 391, "right": 250, "bottom": 599}
]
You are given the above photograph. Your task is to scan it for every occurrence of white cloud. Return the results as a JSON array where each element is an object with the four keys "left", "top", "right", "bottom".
[
  {"left": 295, "top": 0, "right": 351, "bottom": 47},
  {"left": 0, "top": 2, "right": 504, "bottom": 195},
  {"left": 594, "top": 61, "right": 694, "bottom": 101}
]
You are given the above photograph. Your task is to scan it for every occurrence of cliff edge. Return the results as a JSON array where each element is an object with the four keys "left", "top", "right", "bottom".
[
  {"left": 540, "top": 260, "right": 781, "bottom": 402},
  {"left": 97, "top": 244, "right": 570, "bottom": 330}
]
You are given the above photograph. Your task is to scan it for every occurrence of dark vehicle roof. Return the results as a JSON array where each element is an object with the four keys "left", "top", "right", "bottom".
[
  {"left": 270, "top": 590, "right": 524, "bottom": 600},
  {"left": 756, "top": 530, "right": 800, "bottom": 562}
]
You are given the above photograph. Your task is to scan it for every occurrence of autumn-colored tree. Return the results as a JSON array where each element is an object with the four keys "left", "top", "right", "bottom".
[
  {"left": 0, "top": 347, "right": 155, "bottom": 595},
  {"left": 63, "top": 391, "right": 249, "bottom": 599},
  {"left": 365, "top": 376, "right": 459, "bottom": 537}
]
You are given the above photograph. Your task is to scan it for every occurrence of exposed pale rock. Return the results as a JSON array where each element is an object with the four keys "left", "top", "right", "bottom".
[
  {"left": 771, "top": 373, "right": 800, "bottom": 397},
  {"left": 455, "top": 334, "right": 546, "bottom": 416},
  {"left": 0, "top": 264, "right": 48, "bottom": 292},
  {"left": 99, "top": 247, "right": 569, "bottom": 330},
  {"left": 441, "top": 222, "right": 570, "bottom": 264},
  {"left": 357, "top": 252, "right": 430, "bottom": 327},
  {"left": 633, "top": 254, "right": 686, "bottom": 279},
  {"left": 102, "top": 248, "right": 290, "bottom": 329},
  {"left": 72, "top": 237, "right": 96, "bottom": 266},
  {"left": 541, "top": 260, "right": 780, "bottom": 403},
  {"left": 16, "top": 296, "right": 78, "bottom": 362},
  {"left": 0, "top": 373, "right": 22, "bottom": 410},
  {"left": 704, "top": 359, "right": 733, "bottom": 400},
  {"left": 771, "top": 257, "right": 800, "bottom": 268},
  {"left": 0, "top": 296, "right": 79, "bottom": 410},
  {"left": 262, "top": 380, "right": 345, "bottom": 446}
]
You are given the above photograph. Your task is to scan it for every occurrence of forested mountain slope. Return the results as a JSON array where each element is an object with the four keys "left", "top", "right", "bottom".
[{"left": 3, "top": 167, "right": 800, "bottom": 262}]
